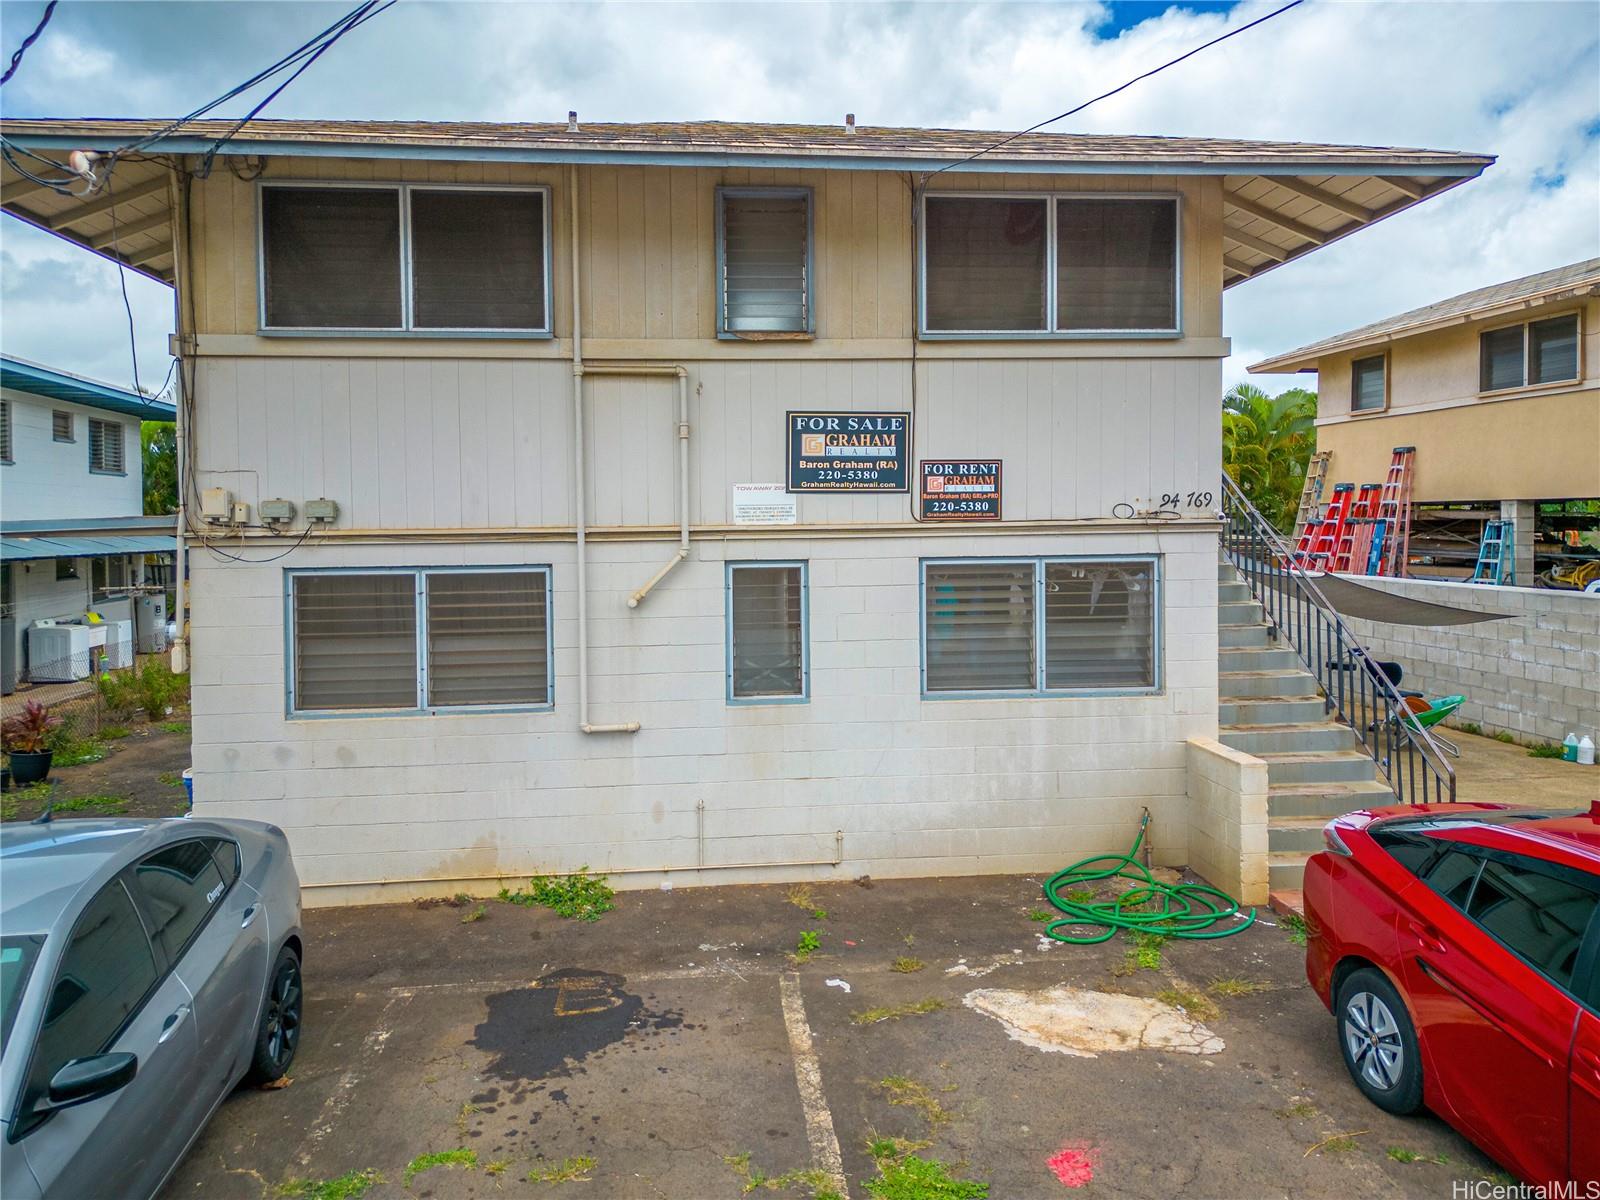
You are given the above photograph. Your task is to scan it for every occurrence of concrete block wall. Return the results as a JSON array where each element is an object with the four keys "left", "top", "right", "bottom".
[
  {"left": 188, "top": 528, "right": 1218, "bottom": 904},
  {"left": 1185, "top": 737, "right": 1269, "bottom": 906},
  {"left": 1336, "top": 574, "right": 1600, "bottom": 745}
]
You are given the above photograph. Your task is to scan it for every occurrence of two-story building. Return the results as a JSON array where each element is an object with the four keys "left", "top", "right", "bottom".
[
  {"left": 1251, "top": 259, "right": 1600, "bottom": 583},
  {"left": 0, "top": 118, "right": 1489, "bottom": 902},
  {"left": 0, "top": 356, "right": 175, "bottom": 692}
]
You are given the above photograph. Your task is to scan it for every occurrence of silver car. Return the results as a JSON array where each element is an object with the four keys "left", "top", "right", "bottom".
[{"left": 0, "top": 817, "right": 303, "bottom": 1199}]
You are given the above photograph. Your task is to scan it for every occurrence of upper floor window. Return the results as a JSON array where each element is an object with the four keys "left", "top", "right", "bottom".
[
  {"left": 1350, "top": 354, "right": 1387, "bottom": 412},
  {"left": 921, "top": 194, "right": 1179, "bottom": 337},
  {"left": 260, "top": 184, "right": 550, "bottom": 335},
  {"left": 52, "top": 410, "right": 73, "bottom": 442},
  {"left": 88, "top": 417, "right": 125, "bottom": 474},
  {"left": 0, "top": 398, "right": 11, "bottom": 464},
  {"left": 718, "top": 188, "right": 812, "bottom": 337},
  {"left": 1479, "top": 313, "right": 1580, "bottom": 393}
]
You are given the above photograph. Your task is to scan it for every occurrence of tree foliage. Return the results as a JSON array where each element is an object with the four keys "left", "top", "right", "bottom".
[
  {"left": 1222, "top": 384, "right": 1318, "bottom": 532},
  {"left": 142, "top": 421, "right": 177, "bottom": 515}
]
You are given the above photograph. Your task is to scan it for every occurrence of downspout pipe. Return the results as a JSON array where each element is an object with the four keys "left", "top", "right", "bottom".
[{"left": 570, "top": 166, "right": 640, "bottom": 735}]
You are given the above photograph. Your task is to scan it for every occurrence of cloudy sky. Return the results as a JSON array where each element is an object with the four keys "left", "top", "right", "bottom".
[{"left": 1, "top": 0, "right": 1596, "bottom": 397}]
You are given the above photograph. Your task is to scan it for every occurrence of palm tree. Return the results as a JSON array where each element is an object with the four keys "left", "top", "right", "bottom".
[{"left": 1222, "top": 384, "right": 1317, "bottom": 532}]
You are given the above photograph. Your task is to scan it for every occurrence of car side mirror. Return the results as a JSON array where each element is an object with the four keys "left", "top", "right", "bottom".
[{"left": 42, "top": 1053, "right": 138, "bottom": 1111}]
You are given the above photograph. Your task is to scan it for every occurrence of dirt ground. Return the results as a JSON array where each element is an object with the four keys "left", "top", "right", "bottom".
[
  {"left": 1, "top": 717, "right": 191, "bottom": 821},
  {"left": 1446, "top": 728, "right": 1599, "bottom": 808},
  {"left": 160, "top": 874, "right": 1505, "bottom": 1200}
]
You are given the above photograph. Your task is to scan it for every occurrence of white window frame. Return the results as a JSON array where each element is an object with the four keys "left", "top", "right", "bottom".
[
  {"left": 52, "top": 410, "right": 74, "bottom": 443},
  {"left": 715, "top": 186, "right": 815, "bottom": 339},
  {"left": 284, "top": 565, "right": 555, "bottom": 718},
  {"left": 257, "top": 181, "right": 554, "bottom": 337},
  {"left": 919, "top": 555, "right": 1162, "bottom": 698},
  {"left": 1478, "top": 309, "right": 1583, "bottom": 395},
  {"left": 87, "top": 417, "right": 125, "bottom": 475},
  {"left": 917, "top": 191, "right": 1183, "bottom": 340},
  {"left": 1349, "top": 352, "right": 1389, "bottom": 414},
  {"left": 725, "top": 560, "right": 810, "bottom": 705}
]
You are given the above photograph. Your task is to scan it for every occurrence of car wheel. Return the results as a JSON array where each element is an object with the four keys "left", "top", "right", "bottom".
[
  {"left": 1335, "top": 966, "right": 1422, "bottom": 1114},
  {"left": 247, "top": 946, "right": 302, "bottom": 1084}
]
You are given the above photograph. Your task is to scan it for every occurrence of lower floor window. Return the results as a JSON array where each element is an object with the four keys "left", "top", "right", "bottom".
[
  {"left": 727, "top": 562, "right": 808, "bottom": 701},
  {"left": 288, "top": 567, "right": 551, "bottom": 714},
  {"left": 923, "top": 557, "right": 1158, "bottom": 695}
]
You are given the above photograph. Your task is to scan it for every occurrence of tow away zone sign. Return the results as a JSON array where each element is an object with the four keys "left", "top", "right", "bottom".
[{"left": 919, "top": 460, "right": 1002, "bottom": 520}]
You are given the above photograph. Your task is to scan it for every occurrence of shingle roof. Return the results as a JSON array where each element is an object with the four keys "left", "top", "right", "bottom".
[{"left": 1251, "top": 258, "right": 1600, "bottom": 372}]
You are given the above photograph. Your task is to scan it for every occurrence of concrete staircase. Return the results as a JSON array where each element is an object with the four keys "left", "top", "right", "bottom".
[{"left": 1216, "top": 560, "right": 1392, "bottom": 899}]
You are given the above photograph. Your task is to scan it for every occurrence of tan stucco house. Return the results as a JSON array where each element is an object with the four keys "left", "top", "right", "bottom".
[
  {"left": 1, "top": 118, "right": 1489, "bottom": 903},
  {"left": 1252, "top": 259, "right": 1600, "bottom": 582}
]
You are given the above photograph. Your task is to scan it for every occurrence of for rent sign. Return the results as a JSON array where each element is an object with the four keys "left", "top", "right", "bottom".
[
  {"left": 786, "top": 411, "right": 910, "bottom": 492},
  {"left": 919, "top": 460, "right": 1002, "bottom": 520}
]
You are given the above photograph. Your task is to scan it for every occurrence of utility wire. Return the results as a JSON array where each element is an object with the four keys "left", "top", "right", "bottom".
[
  {"left": 925, "top": 0, "right": 1307, "bottom": 181},
  {"left": 0, "top": 0, "right": 56, "bottom": 87}
]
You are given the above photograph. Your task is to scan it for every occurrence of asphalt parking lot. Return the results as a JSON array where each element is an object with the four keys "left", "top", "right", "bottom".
[{"left": 162, "top": 873, "right": 1499, "bottom": 1199}]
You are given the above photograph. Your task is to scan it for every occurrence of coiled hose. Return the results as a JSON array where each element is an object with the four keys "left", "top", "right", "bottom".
[{"left": 1039, "top": 810, "right": 1256, "bottom": 945}]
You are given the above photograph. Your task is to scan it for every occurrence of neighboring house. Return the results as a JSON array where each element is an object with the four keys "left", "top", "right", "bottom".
[
  {"left": 0, "top": 357, "right": 176, "bottom": 691},
  {"left": 1251, "top": 260, "right": 1600, "bottom": 582},
  {"left": 0, "top": 118, "right": 1489, "bottom": 902}
]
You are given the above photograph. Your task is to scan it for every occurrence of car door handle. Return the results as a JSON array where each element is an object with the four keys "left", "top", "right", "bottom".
[
  {"left": 158, "top": 1005, "right": 191, "bottom": 1044},
  {"left": 241, "top": 904, "right": 259, "bottom": 929},
  {"left": 1404, "top": 918, "right": 1446, "bottom": 954}
]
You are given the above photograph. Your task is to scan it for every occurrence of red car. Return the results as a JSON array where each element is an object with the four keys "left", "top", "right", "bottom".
[{"left": 1304, "top": 800, "right": 1600, "bottom": 1187}]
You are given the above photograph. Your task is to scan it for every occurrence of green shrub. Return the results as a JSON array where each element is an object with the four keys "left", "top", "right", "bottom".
[
  {"left": 497, "top": 867, "right": 615, "bottom": 921},
  {"left": 97, "top": 659, "right": 189, "bottom": 721}
]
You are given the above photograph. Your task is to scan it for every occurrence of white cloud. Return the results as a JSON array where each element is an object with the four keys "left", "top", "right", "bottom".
[{"left": 0, "top": 0, "right": 1595, "bottom": 401}]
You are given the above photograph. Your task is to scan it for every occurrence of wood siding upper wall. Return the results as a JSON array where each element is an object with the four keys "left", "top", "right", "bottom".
[{"left": 188, "top": 158, "right": 1224, "bottom": 344}]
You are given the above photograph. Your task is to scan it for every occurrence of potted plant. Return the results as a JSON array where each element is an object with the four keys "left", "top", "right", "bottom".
[{"left": 2, "top": 702, "right": 62, "bottom": 786}]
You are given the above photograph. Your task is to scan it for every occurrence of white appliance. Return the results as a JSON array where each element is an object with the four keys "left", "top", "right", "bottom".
[
  {"left": 102, "top": 620, "right": 134, "bottom": 670},
  {"left": 135, "top": 595, "right": 169, "bottom": 654},
  {"left": 27, "top": 621, "right": 91, "bottom": 682}
]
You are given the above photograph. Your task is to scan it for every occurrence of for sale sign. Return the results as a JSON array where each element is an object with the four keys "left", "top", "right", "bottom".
[
  {"left": 786, "top": 411, "right": 910, "bottom": 492},
  {"left": 919, "top": 460, "right": 1002, "bottom": 520}
]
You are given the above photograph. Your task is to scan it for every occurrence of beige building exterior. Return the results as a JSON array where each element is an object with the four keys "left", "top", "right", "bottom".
[
  {"left": 1, "top": 119, "right": 1488, "bottom": 903},
  {"left": 1253, "top": 260, "right": 1600, "bottom": 579}
]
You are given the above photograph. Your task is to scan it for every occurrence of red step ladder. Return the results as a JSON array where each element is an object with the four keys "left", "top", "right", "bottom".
[
  {"left": 1294, "top": 483, "right": 1355, "bottom": 571},
  {"left": 1373, "top": 447, "right": 1416, "bottom": 577},
  {"left": 1334, "top": 483, "right": 1383, "bottom": 573}
]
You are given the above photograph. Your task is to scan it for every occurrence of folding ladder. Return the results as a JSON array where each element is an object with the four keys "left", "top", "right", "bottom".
[
  {"left": 1295, "top": 483, "right": 1355, "bottom": 571},
  {"left": 1371, "top": 447, "right": 1416, "bottom": 577},
  {"left": 1291, "top": 452, "right": 1332, "bottom": 547},
  {"left": 1471, "top": 520, "right": 1513, "bottom": 585},
  {"left": 1333, "top": 483, "right": 1382, "bottom": 574}
]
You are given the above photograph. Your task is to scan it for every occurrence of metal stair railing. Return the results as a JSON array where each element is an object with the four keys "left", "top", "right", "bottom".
[{"left": 1220, "top": 474, "right": 1456, "bottom": 804}]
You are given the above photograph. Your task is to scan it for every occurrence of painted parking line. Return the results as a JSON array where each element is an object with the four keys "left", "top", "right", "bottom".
[
  {"left": 292, "top": 988, "right": 413, "bottom": 1167},
  {"left": 779, "top": 973, "right": 850, "bottom": 1200}
]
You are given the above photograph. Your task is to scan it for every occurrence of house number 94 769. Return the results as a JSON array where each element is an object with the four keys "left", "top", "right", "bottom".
[{"left": 1160, "top": 491, "right": 1214, "bottom": 509}]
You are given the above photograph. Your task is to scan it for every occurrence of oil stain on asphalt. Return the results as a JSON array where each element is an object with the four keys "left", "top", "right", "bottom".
[{"left": 470, "top": 967, "right": 689, "bottom": 1083}]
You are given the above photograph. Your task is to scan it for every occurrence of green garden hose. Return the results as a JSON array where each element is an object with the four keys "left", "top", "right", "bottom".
[{"left": 1039, "top": 811, "right": 1256, "bottom": 945}]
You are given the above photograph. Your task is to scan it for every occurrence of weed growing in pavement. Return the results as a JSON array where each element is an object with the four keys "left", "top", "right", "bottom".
[
  {"left": 876, "top": 1075, "right": 954, "bottom": 1130},
  {"left": 527, "top": 1156, "right": 597, "bottom": 1184},
  {"left": 1063, "top": 888, "right": 1096, "bottom": 905},
  {"left": 1026, "top": 909, "right": 1052, "bottom": 922},
  {"left": 1453, "top": 721, "right": 1483, "bottom": 737},
  {"left": 1491, "top": 731, "right": 1517, "bottom": 744},
  {"left": 891, "top": 956, "right": 925, "bottom": 974},
  {"left": 722, "top": 1151, "right": 835, "bottom": 1196},
  {"left": 1209, "top": 977, "right": 1270, "bottom": 998},
  {"left": 274, "top": 1170, "right": 382, "bottom": 1200},
  {"left": 863, "top": 1149, "right": 987, "bottom": 1200},
  {"left": 99, "top": 725, "right": 131, "bottom": 740},
  {"left": 158, "top": 771, "right": 182, "bottom": 787},
  {"left": 902, "top": 933, "right": 916, "bottom": 947},
  {"left": 1275, "top": 1099, "right": 1318, "bottom": 1120},
  {"left": 1281, "top": 912, "right": 1309, "bottom": 948},
  {"left": 1527, "top": 742, "right": 1565, "bottom": 758},
  {"left": 852, "top": 1000, "right": 944, "bottom": 1026},
  {"left": 461, "top": 905, "right": 486, "bottom": 924},
  {"left": 1156, "top": 987, "right": 1221, "bottom": 1023},
  {"left": 1385, "top": 1146, "right": 1447, "bottom": 1165},
  {"left": 403, "top": 1149, "right": 477, "bottom": 1186},
  {"left": 1117, "top": 930, "right": 1166, "bottom": 973},
  {"left": 50, "top": 794, "right": 129, "bottom": 815},
  {"left": 786, "top": 884, "right": 829, "bottom": 920},
  {"left": 455, "top": 1102, "right": 479, "bottom": 1134},
  {"left": 498, "top": 868, "right": 615, "bottom": 921},
  {"left": 1305, "top": 1131, "right": 1365, "bottom": 1156},
  {"left": 484, "top": 1159, "right": 511, "bottom": 1177},
  {"left": 792, "top": 930, "right": 822, "bottom": 962},
  {"left": 159, "top": 720, "right": 191, "bottom": 735}
]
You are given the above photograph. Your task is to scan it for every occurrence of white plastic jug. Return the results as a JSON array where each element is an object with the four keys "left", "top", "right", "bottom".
[{"left": 1580, "top": 736, "right": 1596, "bottom": 766}]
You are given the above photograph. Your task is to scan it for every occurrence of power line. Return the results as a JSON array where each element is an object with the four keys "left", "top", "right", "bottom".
[
  {"left": 925, "top": 0, "right": 1307, "bottom": 181},
  {"left": 0, "top": 0, "right": 56, "bottom": 88}
]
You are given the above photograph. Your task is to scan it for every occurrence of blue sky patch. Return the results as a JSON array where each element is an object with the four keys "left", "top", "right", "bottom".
[{"left": 1099, "top": 0, "right": 1242, "bottom": 37}]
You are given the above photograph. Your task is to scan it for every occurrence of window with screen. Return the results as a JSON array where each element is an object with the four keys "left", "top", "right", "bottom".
[
  {"left": 88, "top": 418, "right": 124, "bottom": 474},
  {"left": 1464, "top": 856, "right": 1598, "bottom": 990},
  {"left": 289, "top": 568, "right": 552, "bottom": 714},
  {"left": 1479, "top": 326, "right": 1524, "bottom": 391},
  {"left": 1350, "top": 355, "right": 1386, "bottom": 411},
  {"left": 132, "top": 840, "right": 226, "bottom": 961},
  {"left": 261, "top": 184, "right": 549, "bottom": 333},
  {"left": 924, "top": 558, "right": 1160, "bottom": 695},
  {"left": 728, "top": 564, "right": 807, "bottom": 700},
  {"left": 720, "top": 190, "right": 811, "bottom": 335},
  {"left": 0, "top": 398, "right": 11, "bottom": 462},
  {"left": 52, "top": 410, "right": 73, "bottom": 442},
  {"left": 923, "top": 194, "right": 1179, "bottom": 335},
  {"left": 1529, "top": 314, "right": 1579, "bottom": 385}
]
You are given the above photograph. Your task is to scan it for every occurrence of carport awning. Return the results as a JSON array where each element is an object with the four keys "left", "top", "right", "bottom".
[{"left": 0, "top": 534, "right": 175, "bottom": 562}]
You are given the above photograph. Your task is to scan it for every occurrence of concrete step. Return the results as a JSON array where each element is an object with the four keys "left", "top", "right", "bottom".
[
  {"left": 1219, "top": 695, "right": 1329, "bottom": 726},
  {"left": 1268, "top": 889, "right": 1305, "bottom": 919},
  {"left": 1270, "top": 853, "right": 1310, "bottom": 893},
  {"left": 1218, "top": 670, "right": 1321, "bottom": 700},
  {"left": 1268, "top": 778, "right": 1394, "bottom": 819},
  {"left": 1218, "top": 599, "right": 1263, "bottom": 625},
  {"left": 1259, "top": 749, "right": 1383, "bottom": 786},
  {"left": 1220, "top": 722, "right": 1360, "bottom": 755},
  {"left": 1218, "top": 580, "right": 1253, "bottom": 604},
  {"left": 1219, "top": 560, "right": 1241, "bottom": 581},
  {"left": 1269, "top": 816, "right": 1330, "bottom": 855},
  {"left": 1219, "top": 622, "right": 1272, "bottom": 649},
  {"left": 1219, "top": 645, "right": 1300, "bottom": 673}
]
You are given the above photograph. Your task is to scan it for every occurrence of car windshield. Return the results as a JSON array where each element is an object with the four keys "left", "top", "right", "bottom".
[{"left": 1, "top": 936, "right": 43, "bottom": 1060}]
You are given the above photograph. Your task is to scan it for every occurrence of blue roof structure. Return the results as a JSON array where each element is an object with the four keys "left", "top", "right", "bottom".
[{"left": 0, "top": 356, "right": 175, "bottom": 421}]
